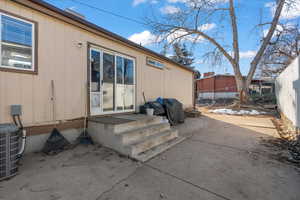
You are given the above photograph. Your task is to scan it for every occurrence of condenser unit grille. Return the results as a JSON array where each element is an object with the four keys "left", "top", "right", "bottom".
[{"left": 0, "top": 124, "right": 19, "bottom": 181}]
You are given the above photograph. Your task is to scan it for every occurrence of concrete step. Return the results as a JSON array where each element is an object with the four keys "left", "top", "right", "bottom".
[
  {"left": 119, "top": 122, "right": 170, "bottom": 145},
  {"left": 113, "top": 116, "right": 163, "bottom": 134},
  {"left": 127, "top": 129, "right": 178, "bottom": 156},
  {"left": 133, "top": 136, "right": 186, "bottom": 162}
]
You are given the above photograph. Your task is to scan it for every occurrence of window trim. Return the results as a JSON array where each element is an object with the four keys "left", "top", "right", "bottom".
[
  {"left": 0, "top": 9, "right": 38, "bottom": 75},
  {"left": 146, "top": 57, "right": 165, "bottom": 70}
]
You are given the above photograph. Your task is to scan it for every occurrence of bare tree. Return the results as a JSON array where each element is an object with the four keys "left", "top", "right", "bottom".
[
  {"left": 147, "top": 0, "right": 288, "bottom": 103},
  {"left": 257, "top": 23, "right": 300, "bottom": 78}
]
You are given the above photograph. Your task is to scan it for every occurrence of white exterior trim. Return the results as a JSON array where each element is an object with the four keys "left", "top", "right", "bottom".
[{"left": 198, "top": 92, "right": 238, "bottom": 100}]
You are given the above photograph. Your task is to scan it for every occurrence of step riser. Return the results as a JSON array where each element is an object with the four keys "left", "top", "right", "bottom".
[
  {"left": 129, "top": 130, "right": 178, "bottom": 156},
  {"left": 120, "top": 123, "right": 170, "bottom": 145},
  {"left": 133, "top": 137, "right": 186, "bottom": 162},
  {"left": 113, "top": 117, "right": 163, "bottom": 134}
]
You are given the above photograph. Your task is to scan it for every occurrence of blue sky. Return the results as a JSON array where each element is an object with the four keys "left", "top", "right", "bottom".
[{"left": 45, "top": 0, "right": 300, "bottom": 75}]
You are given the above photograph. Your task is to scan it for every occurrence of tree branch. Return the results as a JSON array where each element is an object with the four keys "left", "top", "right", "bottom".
[{"left": 247, "top": 0, "right": 286, "bottom": 85}]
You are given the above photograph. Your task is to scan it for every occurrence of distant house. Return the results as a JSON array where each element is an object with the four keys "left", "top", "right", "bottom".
[
  {"left": 196, "top": 72, "right": 274, "bottom": 102},
  {"left": 196, "top": 73, "right": 238, "bottom": 100}
]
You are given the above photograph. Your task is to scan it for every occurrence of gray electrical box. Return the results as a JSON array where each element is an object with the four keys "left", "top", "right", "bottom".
[{"left": 10, "top": 105, "right": 22, "bottom": 116}]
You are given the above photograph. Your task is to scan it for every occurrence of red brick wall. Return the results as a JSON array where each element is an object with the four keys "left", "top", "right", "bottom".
[
  {"left": 196, "top": 75, "right": 238, "bottom": 93},
  {"left": 214, "top": 76, "right": 237, "bottom": 92},
  {"left": 197, "top": 77, "right": 215, "bottom": 93}
]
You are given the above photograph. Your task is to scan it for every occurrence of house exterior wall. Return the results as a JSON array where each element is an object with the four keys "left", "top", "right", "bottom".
[
  {"left": 275, "top": 56, "right": 300, "bottom": 127},
  {"left": 0, "top": 0, "right": 193, "bottom": 127}
]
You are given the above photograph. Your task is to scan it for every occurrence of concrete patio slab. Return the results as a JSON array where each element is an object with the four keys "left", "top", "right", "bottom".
[
  {"left": 1, "top": 113, "right": 300, "bottom": 200},
  {"left": 96, "top": 165, "right": 223, "bottom": 200},
  {"left": 0, "top": 145, "right": 138, "bottom": 200},
  {"left": 147, "top": 139, "right": 300, "bottom": 200}
]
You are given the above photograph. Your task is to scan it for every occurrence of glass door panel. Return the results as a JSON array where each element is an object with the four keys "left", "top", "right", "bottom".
[
  {"left": 115, "top": 56, "right": 135, "bottom": 111},
  {"left": 116, "top": 56, "right": 125, "bottom": 111},
  {"left": 102, "top": 52, "right": 115, "bottom": 112},
  {"left": 90, "top": 49, "right": 101, "bottom": 115},
  {"left": 124, "top": 58, "right": 134, "bottom": 110}
]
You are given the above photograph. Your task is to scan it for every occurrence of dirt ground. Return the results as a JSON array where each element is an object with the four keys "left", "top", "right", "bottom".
[{"left": 1, "top": 110, "right": 300, "bottom": 200}]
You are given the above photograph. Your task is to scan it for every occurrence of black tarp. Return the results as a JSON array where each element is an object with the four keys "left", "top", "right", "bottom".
[{"left": 162, "top": 98, "right": 185, "bottom": 126}]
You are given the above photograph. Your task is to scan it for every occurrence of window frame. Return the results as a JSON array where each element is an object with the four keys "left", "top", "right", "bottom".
[{"left": 0, "top": 10, "right": 38, "bottom": 74}]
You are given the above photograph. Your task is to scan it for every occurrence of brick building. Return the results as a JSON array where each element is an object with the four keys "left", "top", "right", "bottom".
[
  {"left": 196, "top": 73, "right": 238, "bottom": 100},
  {"left": 196, "top": 73, "right": 274, "bottom": 101}
]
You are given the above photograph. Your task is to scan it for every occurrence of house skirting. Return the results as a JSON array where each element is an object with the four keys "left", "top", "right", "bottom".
[
  {"left": 24, "top": 128, "right": 82, "bottom": 154},
  {"left": 21, "top": 118, "right": 84, "bottom": 154}
]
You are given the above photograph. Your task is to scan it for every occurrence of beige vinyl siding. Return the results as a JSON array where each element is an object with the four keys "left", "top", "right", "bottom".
[{"left": 0, "top": 0, "right": 193, "bottom": 126}]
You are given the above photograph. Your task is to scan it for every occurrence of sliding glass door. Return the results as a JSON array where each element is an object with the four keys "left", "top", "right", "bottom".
[{"left": 89, "top": 46, "right": 135, "bottom": 115}]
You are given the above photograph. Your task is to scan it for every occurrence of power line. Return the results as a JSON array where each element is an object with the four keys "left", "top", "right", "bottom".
[{"left": 52, "top": 0, "right": 146, "bottom": 25}]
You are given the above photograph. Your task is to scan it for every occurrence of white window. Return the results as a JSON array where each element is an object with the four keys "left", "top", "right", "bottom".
[
  {"left": 147, "top": 57, "right": 164, "bottom": 69},
  {"left": 0, "top": 12, "right": 36, "bottom": 72}
]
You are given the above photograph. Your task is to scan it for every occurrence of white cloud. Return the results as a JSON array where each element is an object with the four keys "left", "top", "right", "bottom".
[
  {"left": 198, "top": 23, "right": 216, "bottom": 31},
  {"left": 265, "top": 1, "right": 300, "bottom": 20},
  {"left": 167, "top": 0, "right": 187, "bottom": 3},
  {"left": 128, "top": 24, "right": 216, "bottom": 46},
  {"left": 133, "top": 0, "right": 147, "bottom": 6},
  {"left": 132, "top": 0, "right": 158, "bottom": 6},
  {"left": 167, "top": 0, "right": 228, "bottom": 3},
  {"left": 164, "top": 23, "right": 216, "bottom": 43},
  {"left": 128, "top": 30, "right": 156, "bottom": 46},
  {"left": 165, "top": 53, "right": 173, "bottom": 58},
  {"left": 239, "top": 50, "right": 257, "bottom": 59},
  {"left": 165, "top": 29, "right": 203, "bottom": 43},
  {"left": 160, "top": 5, "right": 181, "bottom": 14},
  {"left": 263, "top": 24, "right": 284, "bottom": 37},
  {"left": 167, "top": 0, "right": 228, "bottom": 5},
  {"left": 166, "top": 29, "right": 194, "bottom": 42}
]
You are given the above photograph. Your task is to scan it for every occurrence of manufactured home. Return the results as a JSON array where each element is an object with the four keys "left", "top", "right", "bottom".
[{"left": 0, "top": 0, "right": 194, "bottom": 158}]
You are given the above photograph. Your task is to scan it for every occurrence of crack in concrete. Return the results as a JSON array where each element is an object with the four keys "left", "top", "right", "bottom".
[
  {"left": 95, "top": 166, "right": 140, "bottom": 200},
  {"left": 144, "top": 163, "right": 232, "bottom": 200}
]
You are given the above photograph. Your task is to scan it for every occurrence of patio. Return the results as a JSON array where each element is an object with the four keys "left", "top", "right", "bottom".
[{"left": 1, "top": 114, "right": 300, "bottom": 200}]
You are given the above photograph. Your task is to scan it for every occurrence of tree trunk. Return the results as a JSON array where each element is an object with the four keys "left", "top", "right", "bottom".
[{"left": 235, "top": 76, "right": 250, "bottom": 104}]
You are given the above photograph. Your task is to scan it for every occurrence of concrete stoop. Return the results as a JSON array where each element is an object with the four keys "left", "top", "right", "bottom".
[{"left": 88, "top": 114, "right": 184, "bottom": 162}]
